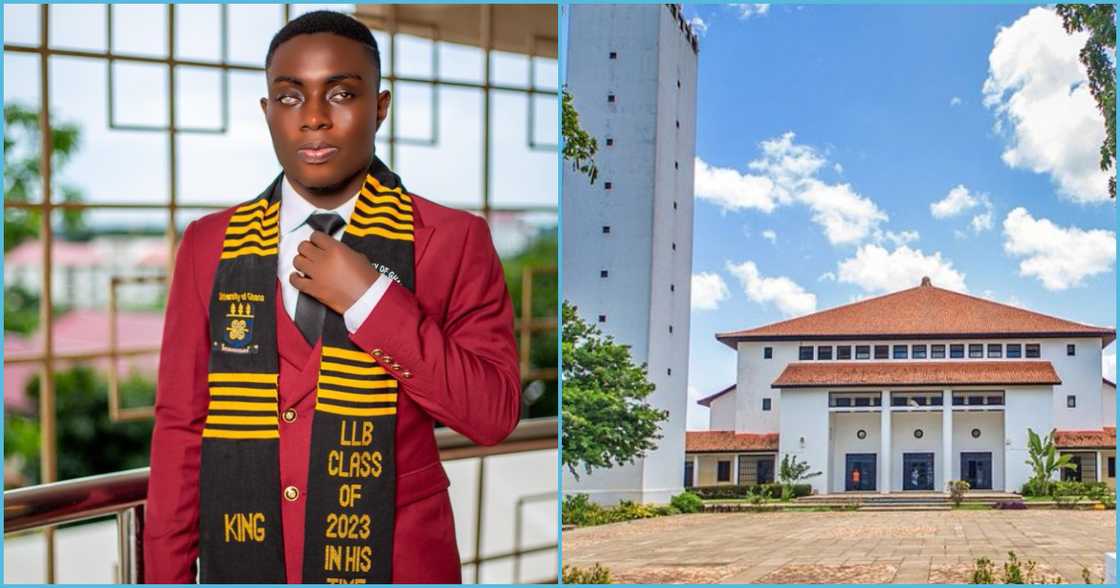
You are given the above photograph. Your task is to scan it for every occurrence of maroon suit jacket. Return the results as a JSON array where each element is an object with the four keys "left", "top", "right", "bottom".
[{"left": 143, "top": 191, "right": 521, "bottom": 583}]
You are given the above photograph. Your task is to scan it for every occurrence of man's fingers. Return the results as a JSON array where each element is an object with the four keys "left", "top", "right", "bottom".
[
  {"left": 309, "top": 230, "right": 335, "bottom": 249},
  {"left": 297, "top": 239, "right": 324, "bottom": 259},
  {"left": 292, "top": 254, "right": 312, "bottom": 276},
  {"left": 289, "top": 271, "right": 313, "bottom": 292}
]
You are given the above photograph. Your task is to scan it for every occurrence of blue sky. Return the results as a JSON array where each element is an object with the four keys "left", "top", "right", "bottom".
[{"left": 682, "top": 4, "right": 1117, "bottom": 429}]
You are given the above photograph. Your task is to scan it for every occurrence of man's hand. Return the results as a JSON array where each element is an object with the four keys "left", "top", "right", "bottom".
[{"left": 290, "top": 230, "right": 381, "bottom": 315}]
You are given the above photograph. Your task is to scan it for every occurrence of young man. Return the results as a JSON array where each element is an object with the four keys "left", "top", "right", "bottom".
[{"left": 143, "top": 11, "right": 521, "bottom": 584}]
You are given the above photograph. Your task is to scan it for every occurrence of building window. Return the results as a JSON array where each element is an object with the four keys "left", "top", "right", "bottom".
[
  {"left": 818, "top": 346, "right": 833, "bottom": 360},
  {"left": 762, "top": 398, "right": 772, "bottom": 411},
  {"left": 605, "top": 137, "right": 614, "bottom": 146},
  {"left": 598, "top": 315, "right": 606, "bottom": 323},
  {"left": 675, "top": 161, "right": 679, "bottom": 169},
  {"left": 914, "top": 429, "right": 924, "bottom": 439},
  {"left": 607, "top": 94, "right": 615, "bottom": 103},
  {"left": 874, "top": 345, "right": 889, "bottom": 359},
  {"left": 856, "top": 429, "right": 867, "bottom": 440},
  {"left": 609, "top": 51, "right": 617, "bottom": 59},
  {"left": 931, "top": 344, "right": 946, "bottom": 359},
  {"left": 1067, "top": 344, "right": 1076, "bottom": 356},
  {"left": 602, "top": 226, "right": 611, "bottom": 234},
  {"left": 950, "top": 344, "right": 964, "bottom": 359},
  {"left": 673, "top": 201, "right": 678, "bottom": 210},
  {"left": 1026, "top": 344, "right": 1040, "bottom": 358},
  {"left": 763, "top": 347, "right": 773, "bottom": 359},
  {"left": 1067, "top": 395, "right": 1076, "bottom": 408},
  {"left": 837, "top": 345, "right": 852, "bottom": 360},
  {"left": 667, "top": 368, "right": 672, "bottom": 376},
  {"left": 892, "top": 345, "right": 908, "bottom": 359},
  {"left": 1109, "top": 457, "right": 1115, "bottom": 478},
  {"left": 972, "top": 428, "right": 981, "bottom": 439},
  {"left": 799, "top": 346, "right": 814, "bottom": 360},
  {"left": 604, "top": 181, "right": 612, "bottom": 190},
  {"left": 988, "top": 344, "right": 1002, "bottom": 358},
  {"left": 1007, "top": 344, "right": 1022, "bottom": 358},
  {"left": 677, "top": 80, "right": 681, "bottom": 88},
  {"left": 600, "top": 269, "right": 608, "bottom": 278},
  {"left": 912, "top": 344, "right": 928, "bottom": 359},
  {"left": 855, "top": 345, "right": 871, "bottom": 360},
  {"left": 668, "top": 325, "right": 673, "bottom": 334},
  {"left": 670, "top": 284, "right": 675, "bottom": 292},
  {"left": 968, "top": 344, "right": 984, "bottom": 358},
  {"left": 717, "top": 460, "right": 731, "bottom": 482},
  {"left": 676, "top": 120, "right": 680, "bottom": 128}
]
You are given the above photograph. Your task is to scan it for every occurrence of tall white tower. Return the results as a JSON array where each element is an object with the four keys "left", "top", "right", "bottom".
[{"left": 562, "top": 4, "right": 699, "bottom": 504}]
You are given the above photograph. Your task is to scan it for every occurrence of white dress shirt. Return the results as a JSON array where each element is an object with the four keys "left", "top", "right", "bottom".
[{"left": 278, "top": 175, "right": 392, "bottom": 334}]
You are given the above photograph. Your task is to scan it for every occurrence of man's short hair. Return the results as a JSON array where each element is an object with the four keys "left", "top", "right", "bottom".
[{"left": 265, "top": 10, "right": 381, "bottom": 76}]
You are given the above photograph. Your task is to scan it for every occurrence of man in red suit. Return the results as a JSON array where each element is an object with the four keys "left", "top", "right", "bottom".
[{"left": 143, "top": 11, "right": 521, "bottom": 583}]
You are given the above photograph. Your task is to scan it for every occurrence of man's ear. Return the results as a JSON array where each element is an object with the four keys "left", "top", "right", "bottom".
[
  {"left": 375, "top": 90, "right": 391, "bottom": 132},
  {"left": 259, "top": 96, "right": 268, "bottom": 115}
]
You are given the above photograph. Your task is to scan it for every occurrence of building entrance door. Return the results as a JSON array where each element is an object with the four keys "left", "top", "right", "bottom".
[
  {"left": 903, "top": 452, "right": 935, "bottom": 490},
  {"left": 845, "top": 453, "right": 877, "bottom": 491},
  {"left": 756, "top": 458, "right": 774, "bottom": 484},
  {"left": 961, "top": 452, "right": 993, "bottom": 490}
]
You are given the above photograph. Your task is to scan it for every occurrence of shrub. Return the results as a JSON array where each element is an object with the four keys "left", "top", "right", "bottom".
[
  {"left": 948, "top": 480, "right": 971, "bottom": 506},
  {"left": 992, "top": 500, "right": 1027, "bottom": 510},
  {"left": 1020, "top": 478, "right": 1048, "bottom": 497},
  {"left": 563, "top": 564, "right": 611, "bottom": 584},
  {"left": 972, "top": 556, "right": 996, "bottom": 584},
  {"left": 562, "top": 494, "right": 602, "bottom": 526},
  {"left": 970, "top": 552, "right": 1050, "bottom": 584},
  {"left": 670, "top": 491, "right": 703, "bottom": 514},
  {"left": 788, "top": 483, "right": 813, "bottom": 498}
]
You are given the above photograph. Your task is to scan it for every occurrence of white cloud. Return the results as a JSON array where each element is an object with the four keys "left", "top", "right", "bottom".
[
  {"left": 691, "top": 272, "right": 731, "bottom": 311},
  {"left": 931, "top": 185, "right": 994, "bottom": 234},
  {"left": 1103, "top": 349, "right": 1116, "bottom": 382},
  {"left": 732, "top": 4, "right": 770, "bottom": 19},
  {"left": 950, "top": 96, "right": 963, "bottom": 107},
  {"left": 726, "top": 260, "right": 817, "bottom": 317},
  {"left": 833, "top": 162, "right": 844, "bottom": 174},
  {"left": 837, "top": 244, "right": 968, "bottom": 294},
  {"left": 931, "top": 184, "right": 981, "bottom": 218},
  {"left": 1001, "top": 207, "right": 1115, "bottom": 290},
  {"left": 695, "top": 133, "right": 888, "bottom": 245},
  {"left": 688, "top": 16, "right": 708, "bottom": 35},
  {"left": 694, "top": 157, "right": 779, "bottom": 213},
  {"left": 878, "top": 229, "right": 920, "bottom": 247},
  {"left": 761, "top": 229, "right": 777, "bottom": 244},
  {"left": 983, "top": 7, "right": 1111, "bottom": 203},
  {"left": 818, "top": 272, "right": 836, "bottom": 282}
]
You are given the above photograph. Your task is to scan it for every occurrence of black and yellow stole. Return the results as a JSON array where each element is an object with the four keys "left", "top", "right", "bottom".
[{"left": 198, "top": 156, "right": 415, "bottom": 583}]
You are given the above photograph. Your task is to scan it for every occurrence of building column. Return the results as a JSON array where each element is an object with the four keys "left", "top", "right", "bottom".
[
  {"left": 1096, "top": 451, "right": 1103, "bottom": 484},
  {"left": 880, "top": 391, "right": 891, "bottom": 494},
  {"left": 732, "top": 454, "right": 740, "bottom": 486},
  {"left": 943, "top": 389, "right": 953, "bottom": 493},
  {"left": 692, "top": 454, "right": 699, "bottom": 487}
]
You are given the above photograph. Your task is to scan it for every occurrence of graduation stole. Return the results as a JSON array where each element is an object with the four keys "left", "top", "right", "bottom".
[{"left": 197, "top": 156, "right": 415, "bottom": 583}]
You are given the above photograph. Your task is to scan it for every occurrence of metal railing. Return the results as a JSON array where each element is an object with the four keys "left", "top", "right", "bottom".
[{"left": 4, "top": 417, "right": 558, "bottom": 584}]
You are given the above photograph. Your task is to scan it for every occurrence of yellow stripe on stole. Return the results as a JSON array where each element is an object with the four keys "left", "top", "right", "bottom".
[
  {"left": 321, "top": 347, "right": 377, "bottom": 364},
  {"left": 222, "top": 232, "right": 279, "bottom": 249},
  {"left": 359, "top": 186, "right": 414, "bottom": 210},
  {"left": 364, "top": 177, "right": 413, "bottom": 203},
  {"left": 219, "top": 246, "right": 279, "bottom": 260},
  {"left": 355, "top": 198, "right": 414, "bottom": 221},
  {"left": 236, "top": 199, "right": 269, "bottom": 214},
  {"left": 208, "top": 401, "right": 279, "bottom": 412},
  {"left": 316, "top": 389, "right": 397, "bottom": 404},
  {"left": 203, "top": 428, "right": 280, "bottom": 440},
  {"left": 348, "top": 213, "right": 413, "bottom": 232},
  {"left": 209, "top": 387, "right": 278, "bottom": 399},
  {"left": 318, "top": 375, "right": 398, "bottom": 389},
  {"left": 314, "top": 404, "right": 397, "bottom": 417},
  {"left": 344, "top": 225, "right": 414, "bottom": 241},
  {"left": 320, "top": 361, "right": 387, "bottom": 376},
  {"left": 209, "top": 373, "right": 278, "bottom": 384},
  {"left": 206, "top": 415, "right": 279, "bottom": 425},
  {"left": 226, "top": 223, "right": 279, "bottom": 237}
]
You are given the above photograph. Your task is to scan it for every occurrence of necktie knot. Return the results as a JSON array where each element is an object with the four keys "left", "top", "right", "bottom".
[{"left": 306, "top": 212, "right": 345, "bottom": 235}]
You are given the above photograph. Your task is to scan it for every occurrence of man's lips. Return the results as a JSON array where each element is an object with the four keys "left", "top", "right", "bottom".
[{"left": 297, "top": 145, "right": 338, "bottom": 164}]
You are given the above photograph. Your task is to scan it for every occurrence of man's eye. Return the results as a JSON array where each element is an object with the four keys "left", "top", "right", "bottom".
[
  {"left": 330, "top": 91, "right": 354, "bottom": 102},
  {"left": 278, "top": 95, "right": 299, "bottom": 105}
]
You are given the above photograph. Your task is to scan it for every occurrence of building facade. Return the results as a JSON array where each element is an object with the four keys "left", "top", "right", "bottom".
[
  {"left": 562, "top": 3, "right": 699, "bottom": 504},
  {"left": 687, "top": 278, "right": 1117, "bottom": 494}
]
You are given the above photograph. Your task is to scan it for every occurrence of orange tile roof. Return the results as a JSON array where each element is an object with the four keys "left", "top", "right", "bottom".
[
  {"left": 686, "top": 430, "right": 779, "bottom": 453},
  {"left": 772, "top": 361, "right": 1061, "bottom": 388},
  {"left": 1055, "top": 427, "right": 1116, "bottom": 449},
  {"left": 697, "top": 385, "right": 735, "bottom": 407},
  {"left": 717, "top": 278, "right": 1115, "bottom": 347}
]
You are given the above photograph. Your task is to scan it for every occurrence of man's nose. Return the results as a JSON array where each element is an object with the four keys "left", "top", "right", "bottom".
[{"left": 301, "top": 98, "right": 332, "bottom": 131}]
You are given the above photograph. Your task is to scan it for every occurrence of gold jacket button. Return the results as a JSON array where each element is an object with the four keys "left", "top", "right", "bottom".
[
  {"left": 371, "top": 348, "right": 383, "bottom": 357},
  {"left": 401, "top": 370, "right": 413, "bottom": 379},
  {"left": 391, "top": 363, "right": 402, "bottom": 371},
  {"left": 281, "top": 408, "right": 297, "bottom": 423},
  {"left": 284, "top": 485, "right": 300, "bottom": 501},
  {"left": 382, "top": 355, "right": 393, "bottom": 363}
]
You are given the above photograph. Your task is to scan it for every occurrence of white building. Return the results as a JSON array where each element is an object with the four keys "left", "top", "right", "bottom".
[
  {"left": 687, "top": 278, "right": 1117, "bottom": 494},
  {"left": 562, "top": 3, "right": 699, "bottom": 504}
]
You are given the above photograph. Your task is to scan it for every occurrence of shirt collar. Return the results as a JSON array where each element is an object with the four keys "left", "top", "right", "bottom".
[{"left": 279, "top": 174, "right": 361, "bottom": 235}]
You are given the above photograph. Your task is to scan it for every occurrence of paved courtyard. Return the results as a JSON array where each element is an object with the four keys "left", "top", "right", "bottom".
[{"left": 563, "top": 510, "right": 1115, "bottom": 583}]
